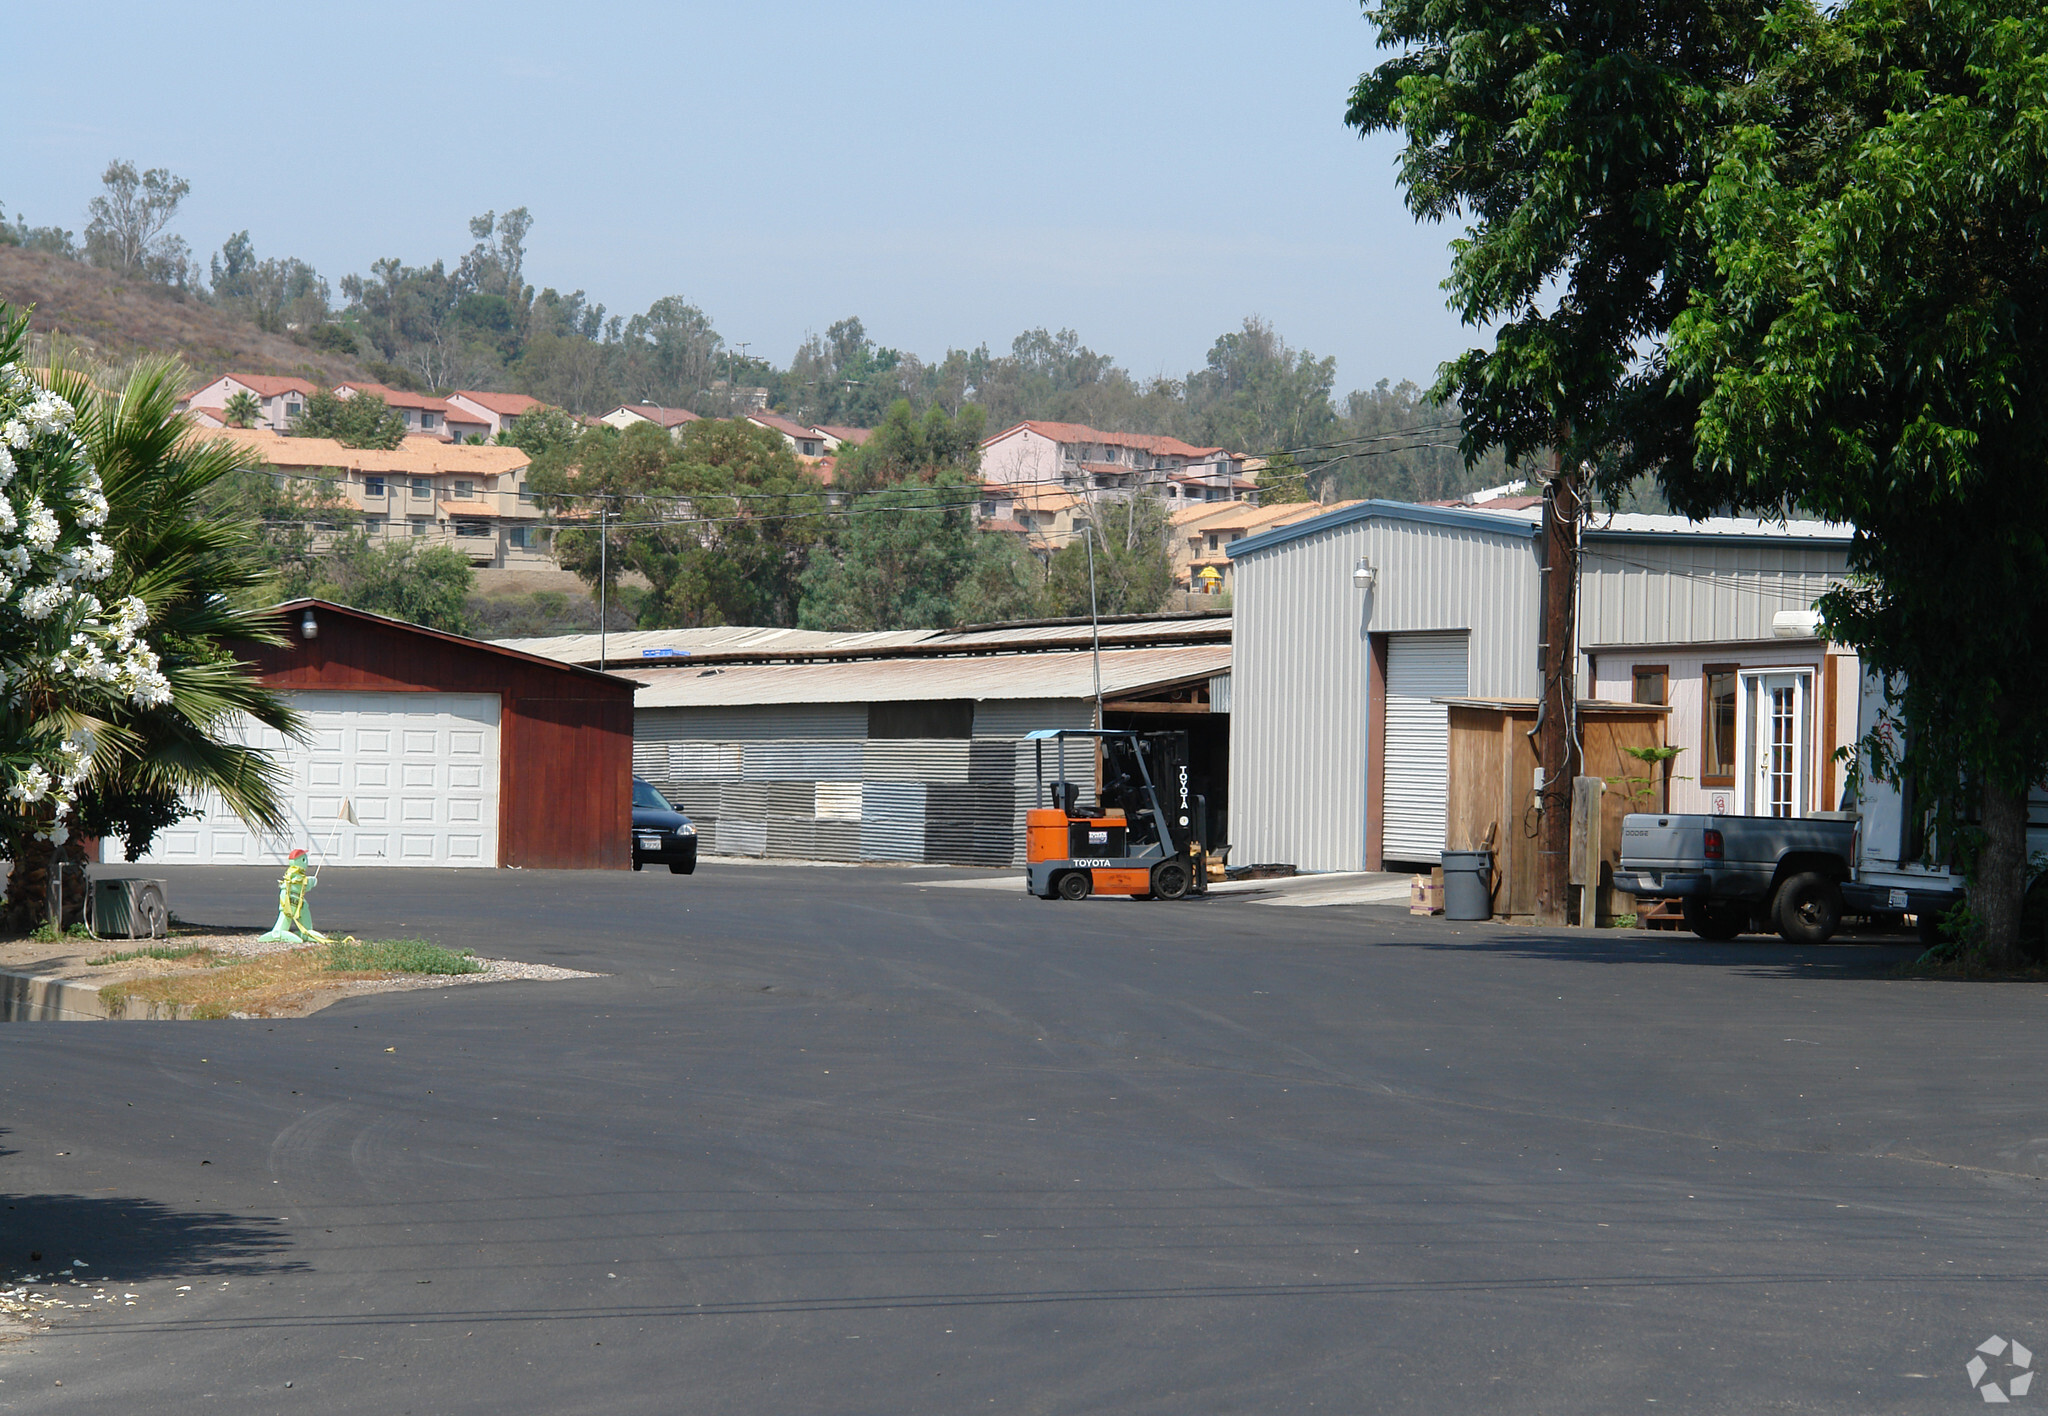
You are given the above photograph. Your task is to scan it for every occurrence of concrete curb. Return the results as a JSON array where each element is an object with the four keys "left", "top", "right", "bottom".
[{"left": 0, "top": 966, "right": 188, "bottom": 1021}]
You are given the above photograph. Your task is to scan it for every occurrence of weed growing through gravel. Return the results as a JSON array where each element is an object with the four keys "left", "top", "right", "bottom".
[
  {"left": 86, "top": 943, "right": 216, "bottom": 966},
  {"left": 326, "top": 939, "right": 482, "bottom": 976}
]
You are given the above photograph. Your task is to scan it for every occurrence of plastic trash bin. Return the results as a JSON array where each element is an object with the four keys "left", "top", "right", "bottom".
[{"left": 1440, "top": 849, "right": 1494, "bottom": 921}]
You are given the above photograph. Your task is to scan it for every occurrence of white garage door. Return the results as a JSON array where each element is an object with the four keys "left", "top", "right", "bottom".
[
  {"left": 120, "top": 691, "right": 501, "bottom": 868},
  {"left": 1381, "top": 633, "right": 1470, "bottom": 864}
]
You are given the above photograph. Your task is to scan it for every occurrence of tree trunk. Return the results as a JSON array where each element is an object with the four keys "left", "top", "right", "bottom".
[
  {"left": 1971, "top": 774, "right": 2029, "bottom": 966},
  {"left": 1, "top": 825, "right": 90, "bottom": 935}
]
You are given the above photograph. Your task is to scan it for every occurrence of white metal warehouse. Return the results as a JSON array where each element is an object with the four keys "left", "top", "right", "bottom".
[
  {"left": 501, "top": 615, "right": 1233, "bottom": 868},
  {"left": 1224, "top": 500, "right": 1855, "bottom": 873}
]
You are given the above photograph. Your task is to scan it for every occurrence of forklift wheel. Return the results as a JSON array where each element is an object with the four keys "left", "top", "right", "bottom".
[
  {"left": 1055, "top": 871, "right": 1092, "bottom": 902},
  {"left": 1151, "top": 860, "right": 1193, "bottom": 901}
]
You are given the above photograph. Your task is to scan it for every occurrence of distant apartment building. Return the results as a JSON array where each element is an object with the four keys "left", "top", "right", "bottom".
[
  {"left": 599, "top": 404, "right": 702, "bottom": 439},
  {"left": 332, "top": 382, "right": 490, "bottom": 442},
  {"left": 447, "top": 390, "right": 547, "bottom": 440},
  {"left": 176, "top": 374, "right": 317, "bottom": 432},
  {"left": 196, "top": 428, "right": 552, "bottom": 568},
  {"left": 978, "top": 421, "right": 1253, "bottom": 505},
  {"left": 1171, "top": 499, "right": 1363, "bottom": 595}
]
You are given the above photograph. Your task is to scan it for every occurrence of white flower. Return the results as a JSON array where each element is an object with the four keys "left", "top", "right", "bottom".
[
  {"left": 1, "top": 419, "right": 27, "bottom": 449},
  {"left": 22, "top": 498, "right": 58, "bottom": 548},
  {"left": 78, "top": 537, "right": 113, "bottom": 581},
  {"left": 26, "top": 389, "right": 73, "bottom": 435},
  {"left": 7, "top": 765, "right": 51, "bottom": 804},
  {"left": 0, "top": 544, "right": 27, "bottom": 574},
  {"left": 72, "top": 488, "right": 108, "bottom": 528},
  {"left": 0, "top": 497, "right": 16, "bottom": 533},
  {"left": 127, "top": 666, "right": 173, "bottom": 708},
  {"left": 114, "top": 595, "right": 148, "bottom": 635},
  {"left": 41, "top": 823, "right": 69, "bottom": 847},
  {"left": 0, "top": 444, "right": 13, "bottom": 486},
  {"left": 18, "top": 584, "right": 68, "bottom": 620}
]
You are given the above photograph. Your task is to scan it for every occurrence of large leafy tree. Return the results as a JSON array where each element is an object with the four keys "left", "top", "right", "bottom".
[
  {"left": 1663, "top": 0, "right": 2048, "bottom": 959},
  {"left": 533, "top": 419, "right": 825, "bottom": 628},
  {"left": 1345, "top": 0, "right": 1782, "bottom": 480},
  {"left": 798, "top": 476, "right": 1038, "bottom": 631},
  {"left": 292, "top": 389, "right": 406, "bottom": 450}
]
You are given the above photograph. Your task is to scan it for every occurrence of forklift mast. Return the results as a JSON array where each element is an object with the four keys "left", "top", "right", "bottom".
[{"left": 1023, "top": 728, "right": 1208, "bottom": 902}]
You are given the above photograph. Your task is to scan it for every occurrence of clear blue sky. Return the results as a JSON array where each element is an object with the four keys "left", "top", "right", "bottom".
[{"left": 4, "top": 1, "right": 1474, "bottom": 396}]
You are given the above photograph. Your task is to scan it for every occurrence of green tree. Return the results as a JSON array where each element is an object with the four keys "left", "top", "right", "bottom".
[
  {"left": 4, "top": 345, "right": 301, "bottom": 926},
  {"left": 533, "top": 419, "right": 824, "bottom": 628},
  {"left": 797, "top": 475, "right": 1035, "bottom": 630},
  {"left": 1346, "top": 0, "right": 1777, "bottom": 484},
  {"left": 501, "top": 402, "right": 583, "bottom": 455},
  {"left": 221, "top": 389, "right": 260, "bottom": 428},
  {"left": 1660, "top": 0, "right": 2048, "bottom": 960},
  {"left": 83, "top": 159, "right": 193, "bottom": 287},
  {"left": 1041, "top": 496, "right": 1174, "bottom": 618},
  {"left": 291, "top": 389, "right": 407, "bottom": 449},
  {"left": 836, "top": 399, "right": 987, "bottom": 493},
  {"left": 1184, "top": 317, "right": 1339, "bottom": 458},
  {"left": 1254, "top": 454, "right": 1312, "bottom": 505},
  {"left": 310, "top": 539, "right": 476, "bottom": 634}
]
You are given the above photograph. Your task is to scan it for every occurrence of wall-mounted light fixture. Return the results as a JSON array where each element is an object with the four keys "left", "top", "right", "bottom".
[
  {"left": 1352, "top": 556, "right": 1377, "bottom": 592},
  {"left": 300, "top": 608, "right": 319, "bottom": 640}
]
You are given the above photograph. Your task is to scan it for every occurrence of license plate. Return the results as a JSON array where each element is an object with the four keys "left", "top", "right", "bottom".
[
  {"left": 636, "top": 835, "right": 661, "bottom": 850},
  {"left": 1888, "top": 888, "right": 1908, "bottom": 909}
]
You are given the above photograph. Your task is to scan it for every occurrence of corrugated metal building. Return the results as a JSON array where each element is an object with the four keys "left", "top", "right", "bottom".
[
  {"left": 502, "top": 615, "right": 1234, "bottom": 869},
  {"left": 1225, "top": 501, "right": 1854, "bottom": 872}
]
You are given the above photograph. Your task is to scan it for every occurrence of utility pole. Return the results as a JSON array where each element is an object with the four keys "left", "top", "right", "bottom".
[
  {"left": 1534, "top": 450, "right": 1581, "bottom": 927},
  {"left": 598, "top": 498, "right": 610, "bottom": 673}
]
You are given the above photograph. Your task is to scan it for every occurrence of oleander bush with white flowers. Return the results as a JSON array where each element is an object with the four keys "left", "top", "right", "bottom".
[{"left": 0, "top": 323, "right": 175, "bottom": 851}]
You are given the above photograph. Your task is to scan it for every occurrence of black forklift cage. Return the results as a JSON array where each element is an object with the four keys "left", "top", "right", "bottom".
[{"left": 1025, "top": 728, "right": 1179, "bottom": 853}]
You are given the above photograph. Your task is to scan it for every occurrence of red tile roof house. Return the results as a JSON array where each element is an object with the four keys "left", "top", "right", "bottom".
[
  {"left": 745, "top": 411, "right": 833, "bottom": 459},
  {"left": 447, "top": 390, "right": 547, "bottom": 440},
  {"left": 978, "top": 420, "right": 1250, "bottom": 505},
  {"left": 333, "top": 382, "right": 490, "bottom": 442},
  {"left": 598, "top": 404, "right": 702, "bottom": 439},
  {"left": 176, "top": 374, "right": 318, "bottom": 433}
]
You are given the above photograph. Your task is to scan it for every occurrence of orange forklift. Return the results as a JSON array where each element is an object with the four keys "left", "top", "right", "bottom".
[{"left": 1023, "top": 728, "right": 1208, "bottom": 902}]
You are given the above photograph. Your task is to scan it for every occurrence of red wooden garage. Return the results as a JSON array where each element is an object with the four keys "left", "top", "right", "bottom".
[{"left": 122, "top": 599, "right": 639, "bottom": 871}]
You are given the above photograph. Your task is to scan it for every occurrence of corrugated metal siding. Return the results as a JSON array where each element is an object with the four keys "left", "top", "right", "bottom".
[
  {"left": 1228, "top": 513, "right": 1537, "bottom": 873},
  {"left": 1209, "top": 672, "right": 1232, "bottom": 715},
  {"left": 1381, "top": 633, "right": 1470, "bottom": 863},
  {"left": 1579, "top": 541, "right": 1848, "bottom": 647},
  {"left": 631, "top": 697, "right": 1097, "bottom": 870},
  {"left": 860, "top": 783, "right": 927, "bottom": 861}
]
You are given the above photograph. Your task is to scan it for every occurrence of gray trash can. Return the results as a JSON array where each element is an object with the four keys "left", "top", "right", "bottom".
[{"left": 1440, "top": 850, "right": 1494, "bottom": 921}]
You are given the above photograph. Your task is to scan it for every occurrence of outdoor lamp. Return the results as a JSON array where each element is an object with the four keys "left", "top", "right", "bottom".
[
  {"left": 1352, "top": 557, "right": 1377, "bottom": 591},
  {"left": 300, "top": 608, "right": 318, "bottom": 640}
]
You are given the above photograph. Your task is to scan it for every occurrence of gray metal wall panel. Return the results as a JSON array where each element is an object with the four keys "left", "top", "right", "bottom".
[
  {"left": 635, "top": 704, "right": 867, "bottom": 741},
  {"left": 669, "top": 742, "right": 742, "bottom": 780},
  {"left": 813, "top": 820, "right": 862, "bottom": 862},
  {"left": 715, "top": 820, "right": 766, "bottom": 857},
  {"left": 862, "top": 740, "right": 970, "bottom": 783},
  {"left": 717, "top": 782, "right": 768, "bottom": 821},
  {"left": 1579, "top": 540, "right": 1849, "bottom": 647},
  {"left": 743, "top": 740, "right": 862, "bottom": 780},
  {"left": 1228, "top": 513, "right": 1537, "bottom": 872},
  {"left": 860, "top": 784, "right": 927, "bottom": 861},
  {"left": 766, "top": 781, "right": 816, "bottom": 816},
  {"left": 666, "top": 783, "right": 722, "bottom": 821},
  {"left": 766, "top": 816, "right": 815, "bottom": 858},
  {"left": 973, "top": 699, "right": 1095, "bottom": 738},
  {"left": 1210, "top": 672, "right": 1232, "bottom": 715},
  {"left": 923, "top": 784, "right": 1017, "bottom": 867}
]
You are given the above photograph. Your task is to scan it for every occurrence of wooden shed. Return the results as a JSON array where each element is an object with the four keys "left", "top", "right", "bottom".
[
  {"left": 116, "top": 599, "right": 640, "bottom": 871},
  {"left": 1443, "top": 698, "right": 1672, "bottom": 921}
]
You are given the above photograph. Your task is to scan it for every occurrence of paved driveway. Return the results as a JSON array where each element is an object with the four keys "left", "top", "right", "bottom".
[{"left": 0, "top": 862, "right": 2038, "bottom": 1413}]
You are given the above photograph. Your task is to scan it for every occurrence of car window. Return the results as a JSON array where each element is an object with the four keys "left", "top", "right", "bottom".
[{"left": 632, "top": 780, "right": 672, "bottom": 810}]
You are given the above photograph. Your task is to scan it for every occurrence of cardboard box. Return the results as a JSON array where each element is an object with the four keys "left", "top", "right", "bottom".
[{"left": 1409, "top": 874, "right": 1444, "bottom": 915}]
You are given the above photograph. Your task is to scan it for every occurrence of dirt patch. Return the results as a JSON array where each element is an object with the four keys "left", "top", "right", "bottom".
[{"left": 0, "top": 926, "right": 602, "bottom": 1019}]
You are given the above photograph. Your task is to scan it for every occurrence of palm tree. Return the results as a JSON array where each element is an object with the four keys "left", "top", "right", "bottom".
[
  {"left": 221, "top": 388, "right": 261, "bottom": 428},
  {"left": 2, "top": 353, "right": 302, "bottom": 929}
]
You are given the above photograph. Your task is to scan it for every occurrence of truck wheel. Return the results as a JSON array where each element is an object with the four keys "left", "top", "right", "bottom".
[
  {"left": 1056, "top": 871, "right": 1092, "bottom": 902},
  {"left": 1151, "top": 860, "right": 1192, "bottom": 901},
  {"left": 1775, "top": 872, "right": 1843, "bottom": 944},
  {"left": 1682, "top": 898, "right": 1744, "bottom": 941}
]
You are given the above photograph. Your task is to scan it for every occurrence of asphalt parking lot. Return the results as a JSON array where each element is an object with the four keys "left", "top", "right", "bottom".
[{"left": 0, "top": 860, "right": 2042, "bottom": 1413}]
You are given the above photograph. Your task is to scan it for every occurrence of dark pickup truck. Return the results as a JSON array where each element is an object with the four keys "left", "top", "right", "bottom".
[{"left": 1614, "top": 812, "right": 1961, "bottom": 943}]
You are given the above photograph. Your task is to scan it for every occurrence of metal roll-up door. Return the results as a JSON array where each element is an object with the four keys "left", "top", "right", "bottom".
[{"left": 1381, "top": 633, "right": 1470, "bottom": 864}]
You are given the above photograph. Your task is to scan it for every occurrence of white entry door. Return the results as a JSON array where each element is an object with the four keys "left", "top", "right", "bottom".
[
  {"left": 119, "top": 691, "right": 501, "bottom": 868},
  {"left": 1382, "top": 632, "right": 1471, "bottom": 863},
  {"left": 1735, "top": 671, "right": 1813, "bottom": 818}
]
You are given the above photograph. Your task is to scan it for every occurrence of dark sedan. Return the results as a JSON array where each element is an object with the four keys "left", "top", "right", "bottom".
[{"left": 632, "top": 777, "right": 698, "bottom": 874}]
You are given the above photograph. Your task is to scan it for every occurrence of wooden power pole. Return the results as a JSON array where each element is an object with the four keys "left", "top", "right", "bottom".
[{"left": 1534, "top": 457, "right": 1582, "bottom": 927}]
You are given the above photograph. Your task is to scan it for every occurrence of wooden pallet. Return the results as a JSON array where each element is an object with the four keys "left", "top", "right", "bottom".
[{"left": 1638, "top": 896, "right": 1687, "bottom": 931}]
